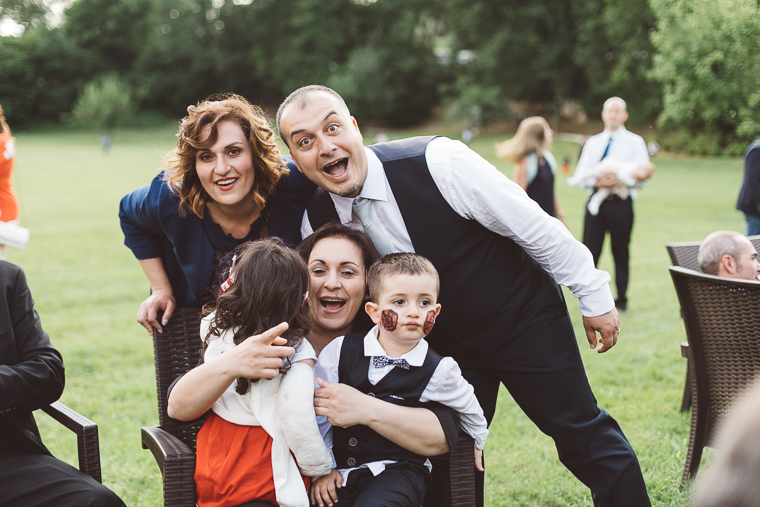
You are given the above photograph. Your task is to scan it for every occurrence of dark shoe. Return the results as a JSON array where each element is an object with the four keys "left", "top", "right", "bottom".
[{"left": 615, "top": 299, "right": 627, "bottom": 312}]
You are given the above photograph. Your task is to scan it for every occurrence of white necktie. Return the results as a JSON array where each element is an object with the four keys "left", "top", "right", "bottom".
[{"left": 352, "top": 197, "right": 395, "bottom": 256}]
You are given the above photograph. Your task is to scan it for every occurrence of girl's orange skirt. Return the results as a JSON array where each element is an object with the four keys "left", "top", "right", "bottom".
[{"left": 195, "top": 412, "right": 310, "bottom": 507}]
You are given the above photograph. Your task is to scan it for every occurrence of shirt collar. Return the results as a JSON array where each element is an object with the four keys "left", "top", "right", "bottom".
[
  {"left": 605, "top": 125, "right": 628, "bottom": 141},
  {"left": 329, "top": 147, "right": 389, "bottom": 221},
  {"left": 363, "top": 325, "right": 428, "bottom": 367}
]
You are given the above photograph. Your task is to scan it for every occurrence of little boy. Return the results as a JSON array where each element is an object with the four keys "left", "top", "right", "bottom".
[{"left": 311, "top": 253, "right": 488, "bottom": 507}]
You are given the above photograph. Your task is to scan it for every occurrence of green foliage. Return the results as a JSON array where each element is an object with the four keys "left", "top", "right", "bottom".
[
  {"left": 64, "top": 0, "right": 153, "bottom": 73},
  {"left": 441, "top": 0, "right": 581, "bottom": 107},
  {"left": 572, "top": 0, "right": 660, "bottom": 123},
  {"left": 0, "top": 26, "right": 101, "bottom": 125},
  {"left": 650, "top": 0, "right": 760, "bottom": 148},
  {"left": 71, "top": 74, "right": 135, "bottom": 132},
  {"left": 442, "top": 77, "right": 513, "bottom": 128}
]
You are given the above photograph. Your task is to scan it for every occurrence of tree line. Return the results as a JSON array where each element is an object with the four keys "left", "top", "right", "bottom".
[{"left": 0, "top": 0, "right": 757, "bottom": 154}]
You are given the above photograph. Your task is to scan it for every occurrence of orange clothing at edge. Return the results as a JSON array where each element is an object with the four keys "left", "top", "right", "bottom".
[{"left": 0, "top": 133, "right": 19, "bottom": 223}]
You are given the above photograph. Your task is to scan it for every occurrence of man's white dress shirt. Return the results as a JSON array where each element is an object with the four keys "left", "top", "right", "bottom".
[
  {"left": 301, "top": 137, "right": 614, "bottom": 317},
  {"left": 571, "top": 127, "right": 650, "bottom": 199}
]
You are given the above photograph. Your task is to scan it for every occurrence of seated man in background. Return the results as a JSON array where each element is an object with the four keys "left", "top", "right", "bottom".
[
  {"left": 697, "top": 231, "right": 760, "bottom": 281},
  {"left": 0, "top": 260, "right": 125, "bottom": 507}
]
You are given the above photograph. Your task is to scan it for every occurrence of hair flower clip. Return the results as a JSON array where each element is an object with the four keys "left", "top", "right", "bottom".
[{"left": 220, "top": 255, "right": 237, "bottom": 293}]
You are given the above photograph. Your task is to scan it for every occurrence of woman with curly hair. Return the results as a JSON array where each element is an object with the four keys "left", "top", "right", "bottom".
[{"left": 120, "top": 94, "right": 315, "bottom": 334}]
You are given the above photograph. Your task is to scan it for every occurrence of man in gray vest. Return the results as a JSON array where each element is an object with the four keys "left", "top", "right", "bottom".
[{"left": 277, "top": 85, "right": 650, "bottom": 507}]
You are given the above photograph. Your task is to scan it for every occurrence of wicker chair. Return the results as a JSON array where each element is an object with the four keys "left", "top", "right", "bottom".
[
  {"left": 668, "top": 266, "right": 760, "bottom": 488},
  {"left": 142, "top": 306, "right": 476, "bottom": 507},
  {"left": 39, "top": 401, "right": 103, "bottom": 482},
  {"left": 666, "top": 235, "right": 760, "bottom": 412}
]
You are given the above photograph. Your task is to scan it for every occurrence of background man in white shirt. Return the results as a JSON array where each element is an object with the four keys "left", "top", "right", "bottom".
[
  {"left": 277, "top": 85, "right": 651, "bottom": 507},
  {"left": 571, "top": 97, "right": 654, "bottom": 312}
]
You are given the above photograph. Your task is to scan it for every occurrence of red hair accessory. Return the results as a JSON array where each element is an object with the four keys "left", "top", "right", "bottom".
[{"left": 220, "top": 255, "right": 237, "bottom": 293}]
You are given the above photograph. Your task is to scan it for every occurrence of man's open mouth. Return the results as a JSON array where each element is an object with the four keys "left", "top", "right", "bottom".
[{"left": 323, "top": 158, "right": 348, "bottom": 177}]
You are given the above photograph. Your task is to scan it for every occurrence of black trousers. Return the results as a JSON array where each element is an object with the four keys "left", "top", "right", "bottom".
[
  {"left": 447, "top": 291, "right": 650, "bottom": 507},
  {"left": 0, "top": 451, "right": 125, "bottom": 507},
  {"left": 582, "top": 195, "right": 635, "bottom": 305},
  {"left": 335, "top": 463, "right": 430, "bottom": 507}
]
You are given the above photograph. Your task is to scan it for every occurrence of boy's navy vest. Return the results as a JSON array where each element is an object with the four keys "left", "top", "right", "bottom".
[
  {"left": 332, "top": 333, "right": 441, "bottom": 469},
  {"left": 307, "top": 136, "right": 565, "bottom": 360}
]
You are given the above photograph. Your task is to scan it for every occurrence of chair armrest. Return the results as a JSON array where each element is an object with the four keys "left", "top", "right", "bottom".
[
  {"left": 446, "top": 431, "right": 476, "bottom": 507},
  {"left": 41, "top": 401, "right": 102, "bottom": 483},
  {"left": 142, "top": 426, "right": 197, "bottom": 507}
]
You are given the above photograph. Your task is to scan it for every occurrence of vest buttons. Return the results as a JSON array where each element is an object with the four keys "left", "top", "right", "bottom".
[
  {"left": 368, "top": 392, "right": 375, "bottom": 397},
  {"left": 349, "top": 437, "right": 357, "bottom": 446},
  {"left": 347, "top": 457, "right": 356, "bottom": 467}
]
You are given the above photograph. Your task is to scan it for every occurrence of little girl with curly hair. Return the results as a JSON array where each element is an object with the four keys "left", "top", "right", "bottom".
[{"left": 170, "top": 238, "right": 332, "bottom": 507}]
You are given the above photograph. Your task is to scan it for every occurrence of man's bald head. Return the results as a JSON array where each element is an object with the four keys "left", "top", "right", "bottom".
[
  {"left": 603, "top": 97, "right": 627, "bottom": 112},
  {"left": 276, "top": 85, "right": 349, "bottom": 148},
  {"left": 601, "top": 97, "right": 628, "bottom": 132},
  {"left": 698, "top": 231, "right": 760, "bottom": 280}
]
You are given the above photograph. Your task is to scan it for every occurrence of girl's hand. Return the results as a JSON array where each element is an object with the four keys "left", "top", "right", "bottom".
[
  {"left": 310, "top": 469, "right": 343, "bottom": 507},
  {"left": 475, "top": 447, "right": 485, "bottom": 472},
  {"left": 228, "top": 322, "right": 294, "bottom": 379}
]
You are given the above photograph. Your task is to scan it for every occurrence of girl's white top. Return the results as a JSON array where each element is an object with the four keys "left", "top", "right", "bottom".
[{"left": 202, "top": 313, "right": 317, "bottom": 507}]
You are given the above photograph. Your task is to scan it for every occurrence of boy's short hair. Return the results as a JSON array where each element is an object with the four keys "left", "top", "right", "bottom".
[{"left": 367, "top": 253, "right": 439, "bottom": 302}]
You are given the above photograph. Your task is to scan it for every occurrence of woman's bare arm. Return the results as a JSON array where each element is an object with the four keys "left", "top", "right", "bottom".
[
  {"left": 136, "top": 258, "right": 176, "bottom": 334},
  {"left": 314, "top": 378, "right": 450, "bottom": 456},
  {"left": 513, "top": 158, "right": 528, "bottom": 190}
]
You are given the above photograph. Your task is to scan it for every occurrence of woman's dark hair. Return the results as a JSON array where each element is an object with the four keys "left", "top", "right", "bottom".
[
  {"left": 296, "top": 222, "right": 380, "bottom": 274},
  {"left": 203, "top": 237, "right": 310, "bottom": 394},
  {"left": 296, "top": 223, "right": 379, "bottom": 334}
]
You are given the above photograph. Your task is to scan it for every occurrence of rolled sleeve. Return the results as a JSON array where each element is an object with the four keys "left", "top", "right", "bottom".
[{"left": 119, "top": 174, "right": 168, "bottom": 260}]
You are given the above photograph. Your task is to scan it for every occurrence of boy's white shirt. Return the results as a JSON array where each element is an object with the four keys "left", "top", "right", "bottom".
[
  {"left": 201, "top": 313, "right": 317, "bottom": 507},
  {"left": 315, "top": 325, "right": 489, "bottom": 484}
]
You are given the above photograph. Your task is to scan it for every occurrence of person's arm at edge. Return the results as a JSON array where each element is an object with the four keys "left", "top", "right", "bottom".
[
  {"left": 746, "top": 145, "right": 760, "bottom": 216},
  {"left": 513, "top": 158, "right": 528, "bottom": 190},
  {"left": 137, "top": 258, "right": 176, "bottom": 334},
  {"left": 0, "top": 264, "right": 65, "bottom": 417}
]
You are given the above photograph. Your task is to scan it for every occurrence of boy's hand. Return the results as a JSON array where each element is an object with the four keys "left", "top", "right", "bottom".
[
  {"left": 310, "top": 469, "right": 343, "bottom": 507},
  {"left": 474, "top": 447, "right": 485, "bottom": 472}
]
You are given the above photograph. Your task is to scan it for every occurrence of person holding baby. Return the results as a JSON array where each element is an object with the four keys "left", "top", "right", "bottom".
[{"left": 569, "top": 97, "right": 655, "bottom": 312}]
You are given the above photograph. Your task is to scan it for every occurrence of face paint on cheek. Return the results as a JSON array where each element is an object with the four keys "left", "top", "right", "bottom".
[
  {"left": 380, "top": 309, "right": 398, "bottom": 331},
  {"left": 423, "top": 310, "right": 436, "bottom": 335}
]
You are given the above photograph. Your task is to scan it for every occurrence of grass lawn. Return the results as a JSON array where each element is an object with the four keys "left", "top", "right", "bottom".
[{"left": 6, "top": 123, "right": 745, "bottom": 506}]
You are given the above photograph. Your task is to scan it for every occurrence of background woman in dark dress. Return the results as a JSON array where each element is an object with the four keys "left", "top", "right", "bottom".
[
  {"left": 495, "top": 116, "right": 566, "bottom": 226},
  {"left": 120, "top": 94, "right": 315, "bottom": 334}
]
